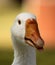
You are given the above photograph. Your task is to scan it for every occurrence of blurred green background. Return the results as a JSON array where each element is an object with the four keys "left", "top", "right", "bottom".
[
  {"left": 0, "top": 49, "right": 55, "bottom": 65},
  {"left": 0, "top": 0, "right": 55, "bottom": 65}
]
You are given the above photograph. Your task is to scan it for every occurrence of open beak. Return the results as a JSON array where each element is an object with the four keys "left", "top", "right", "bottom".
[{"left": 25, "top": 19, "right": 44, "bottom": 50}]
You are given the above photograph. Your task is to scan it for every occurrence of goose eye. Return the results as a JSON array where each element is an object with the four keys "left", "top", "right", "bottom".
[{"left": 18, "top": 20, "right": 21, "bottom": 25}]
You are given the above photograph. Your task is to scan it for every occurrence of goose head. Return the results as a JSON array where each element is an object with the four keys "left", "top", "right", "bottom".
[{"left": 11, "top": 13, "right": 44, "bottom": 50}]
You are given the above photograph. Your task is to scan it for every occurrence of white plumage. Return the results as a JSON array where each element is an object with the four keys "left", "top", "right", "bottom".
[{"left": 11, "top": 12, "right": 44, "bottom": 65}]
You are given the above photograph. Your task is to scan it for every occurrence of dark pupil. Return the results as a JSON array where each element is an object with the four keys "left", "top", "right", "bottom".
[{"left": 18, "top": 20, "right": 21, "bottom": 25}]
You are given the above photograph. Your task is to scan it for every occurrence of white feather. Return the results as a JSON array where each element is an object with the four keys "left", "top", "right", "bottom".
[{"left": 11, "top": 13, "right": 36, "bottom": 65}]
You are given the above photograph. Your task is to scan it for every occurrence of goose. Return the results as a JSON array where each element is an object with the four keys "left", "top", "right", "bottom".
[{"left": 11, "top": 12, "right": 44, "bottom": 65}]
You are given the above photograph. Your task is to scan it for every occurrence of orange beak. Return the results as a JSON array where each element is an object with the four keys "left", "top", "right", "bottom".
[{"left": 25, "top": 19, "right": 44, "bottom": 50}]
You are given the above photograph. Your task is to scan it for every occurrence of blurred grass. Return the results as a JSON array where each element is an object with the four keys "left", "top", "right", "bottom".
[
  {"left": 0, "top": 48, "right": 55, "bottom": 65},
  {"left": 0, "top": 48, "right": 13, "bottom": 65},
  {"left": 37, "top": 49, "right": 55, "bottom": 65}
]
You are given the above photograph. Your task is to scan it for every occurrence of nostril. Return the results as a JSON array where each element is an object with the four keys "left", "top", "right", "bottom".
[
  {"left": 31, "top": 34, "right": 34, "bottom": 36},
  {"left": 31, "top": 32, "right": 36, "bottom": 37}
]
